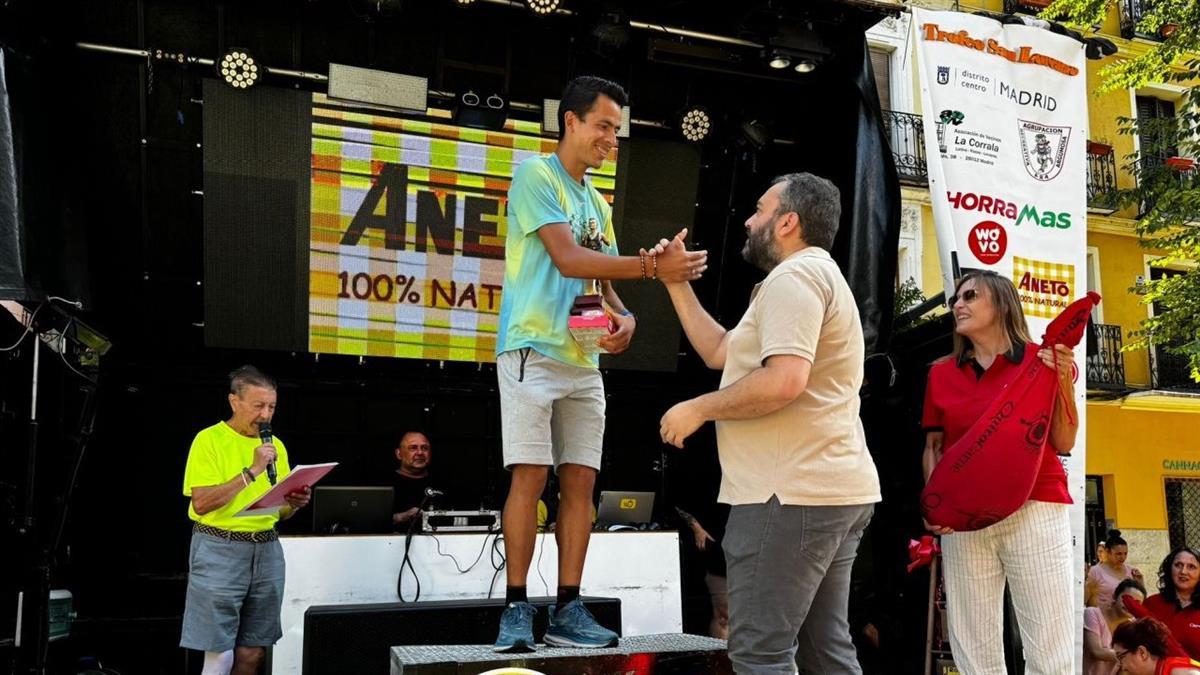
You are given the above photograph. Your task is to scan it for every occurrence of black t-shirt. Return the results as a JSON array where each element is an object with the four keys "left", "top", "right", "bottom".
[{"left": 390, "top": 472, "right": 449, "bottom": 513}]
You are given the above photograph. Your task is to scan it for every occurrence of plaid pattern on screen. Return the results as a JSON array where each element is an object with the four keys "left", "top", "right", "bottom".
[{"left": 308, "top": 94, "right": 618, "bottom": 362}]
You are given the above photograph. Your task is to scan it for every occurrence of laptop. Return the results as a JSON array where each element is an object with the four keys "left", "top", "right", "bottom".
[
  {"left": 596, "top": 491, "right": 655, "bottom": 526},
  {"left": 313, "top": 486, "right": 394, "bottom": 534}
]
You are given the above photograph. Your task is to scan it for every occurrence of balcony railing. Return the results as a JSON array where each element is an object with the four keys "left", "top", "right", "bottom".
[
  {"left": 1121, "top": 0, "right": 1169, "bottom": 40},
  {"left": 1087, "top": 143, "right": 1118, "bottom": 213},
  {"left": 1087, "top": 323, "right": 1126, "bottom": 390},
  {"left": 882, "top": 110, "right": 928, "bottom": 185},
  {"left": 1151, "top": 344, "right": 1200, "bottom": 391}
]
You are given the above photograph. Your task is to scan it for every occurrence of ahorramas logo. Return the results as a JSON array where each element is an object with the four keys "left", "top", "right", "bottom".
[
  {"left": 1012, "top": 256, "right": 1074, "bottom": 319},
  {"left": 967, "top": 221, "right": 1007, "bottom": 265},
  {"left": 947, "top": 191, "right": 1071, "bottom": 229}
]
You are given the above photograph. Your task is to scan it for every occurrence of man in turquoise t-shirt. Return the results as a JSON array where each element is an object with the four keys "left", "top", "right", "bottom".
[{"left": 493, "top": 75, "right": 707, "bottom": 652}]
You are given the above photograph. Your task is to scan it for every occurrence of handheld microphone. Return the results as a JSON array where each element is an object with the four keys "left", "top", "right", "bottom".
[
  {"left": 258, "top": 421, "right": 277, "bottom": 486},
  {"left": 424, "top": 487, "right": 444, "bottom": 498}
]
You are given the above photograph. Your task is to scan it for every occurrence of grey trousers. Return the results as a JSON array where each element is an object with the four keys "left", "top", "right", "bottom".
[{"left": 724, "top": 496, "right": 874, "bottom": 675}]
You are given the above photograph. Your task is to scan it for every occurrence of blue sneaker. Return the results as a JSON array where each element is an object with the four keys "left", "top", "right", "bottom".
[
  {"left": 544, "top": 598, "right": 619, "bottom": 648},
  {"left": 493, "top": 601, "right": 537, "bottom": 653}
]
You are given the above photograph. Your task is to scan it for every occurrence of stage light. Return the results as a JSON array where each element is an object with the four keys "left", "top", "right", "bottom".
[
  {"left": 218, "top": 49, "right": 259, "bottom": 90},
  {"left": 767, "top": 52, "right": 791, "bottom": 69},
  {"left": 526, "top": 0, "right": 559, "bottom": 16},
  {"left": 453, "top": 90, "right": 509, "bottom": 130},
  {"left": 794, "top": 59, "right": 817, "bottom": 73},
  {"left": 739, "top": 119, "right": 771, "bottom": 152},
  {"left": 456, "top": 0, "right": 475, "bottom": 4},
  {"left": 679, "top": 107, "right": 712, "bottom": 143}
]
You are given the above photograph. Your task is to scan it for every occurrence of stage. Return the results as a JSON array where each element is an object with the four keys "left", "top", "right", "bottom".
[{"left": 275, "top": 531, "right": 682, "bottom": 674}]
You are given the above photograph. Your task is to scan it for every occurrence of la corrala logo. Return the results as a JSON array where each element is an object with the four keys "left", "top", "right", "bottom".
[
  {"left": 967, "top": 220, "right": 1007, "bottom": 265},
  {"left": 937, "top": 109, "right": 965, "bottom": 154},
  {"left": 1019, "top": 120, "right": 1071, "bottom": 182}
]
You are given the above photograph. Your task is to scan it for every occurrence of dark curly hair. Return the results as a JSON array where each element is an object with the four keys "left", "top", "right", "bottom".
[
  {"left": 1157, "top": 546, "right": 1200, "bottom": 607},
  {"left": 1113, "top": 617, "right": 1173, "bottom": 658}
]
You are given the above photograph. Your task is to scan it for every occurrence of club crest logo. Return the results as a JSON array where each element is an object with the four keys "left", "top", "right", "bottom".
[
  {"left": 1018, "top": 120, "right": 1070, "bottom": 182},
  {"left": 937, "top": 66, "right": 950, "bottom": 85},
  {"left": 936, "top": 109, "right": 965, "bottom": 154}
]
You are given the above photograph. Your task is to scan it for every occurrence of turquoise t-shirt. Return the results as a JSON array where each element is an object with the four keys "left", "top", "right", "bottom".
[{"left": 497, "top": 154, "right": 619, "bottom": 368}]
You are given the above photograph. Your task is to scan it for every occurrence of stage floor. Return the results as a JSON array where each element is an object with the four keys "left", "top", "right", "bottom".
[{"left": 390, "top": 634, "right": 730, "bottom": 674}]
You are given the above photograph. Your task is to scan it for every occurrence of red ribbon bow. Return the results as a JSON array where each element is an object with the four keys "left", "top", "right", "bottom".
[{"left": 907, "top": 535, "right": 941, "bottom": 573}]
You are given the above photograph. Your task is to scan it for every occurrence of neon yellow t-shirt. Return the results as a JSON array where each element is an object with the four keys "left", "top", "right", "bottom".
[{"left": 182, "top": 421, "right": 292, "bottom": 532}]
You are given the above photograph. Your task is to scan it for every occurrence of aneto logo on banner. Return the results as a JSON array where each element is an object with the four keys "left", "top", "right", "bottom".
[{"left": 1018, "top": 120, "right": 1071, "bottom": 181}]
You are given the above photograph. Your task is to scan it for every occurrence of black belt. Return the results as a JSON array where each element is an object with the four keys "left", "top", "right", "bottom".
[{"left": 194, "top": 522, "right": 278, "bottom": 543}]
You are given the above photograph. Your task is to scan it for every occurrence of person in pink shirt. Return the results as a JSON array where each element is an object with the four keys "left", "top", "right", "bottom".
[
  {"left": 1085, "top": 578, "right": 1147, "bottom": 675},
  {"left": 1088, "top": 530, "right": 1145, "bottom": 610}
]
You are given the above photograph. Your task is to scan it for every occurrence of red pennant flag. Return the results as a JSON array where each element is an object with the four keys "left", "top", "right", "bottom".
[{"left": 921, "top": 292, "right": 1100, "bottom": 532}]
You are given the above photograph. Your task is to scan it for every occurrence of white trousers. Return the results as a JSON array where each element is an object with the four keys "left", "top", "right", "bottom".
[{"left": 941, "top": 500, "right": 1075, "bottom": 675}]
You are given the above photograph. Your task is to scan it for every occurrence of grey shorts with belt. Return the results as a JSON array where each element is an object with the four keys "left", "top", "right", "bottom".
[{"left": 180, "top": 530, "right": 285, "bottom": 652}]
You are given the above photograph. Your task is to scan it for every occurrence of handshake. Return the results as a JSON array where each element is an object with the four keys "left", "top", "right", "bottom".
[{"left": 638, "top": 228, "right": 708, "bottom": 284}]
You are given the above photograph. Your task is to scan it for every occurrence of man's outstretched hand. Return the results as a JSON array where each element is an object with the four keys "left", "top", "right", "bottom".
[{"left": 640, "top": 228, "right": 707, "bottom": 283}]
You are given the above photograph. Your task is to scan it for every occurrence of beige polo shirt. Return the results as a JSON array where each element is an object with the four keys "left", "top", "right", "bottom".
[{"left": 716, "top": 247, "right": 881, "bottom": 506}]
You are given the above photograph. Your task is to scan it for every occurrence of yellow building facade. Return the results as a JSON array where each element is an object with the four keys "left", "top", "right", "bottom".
[{"left": 869, "top": 0, "right": 1200, "bottom": 576}]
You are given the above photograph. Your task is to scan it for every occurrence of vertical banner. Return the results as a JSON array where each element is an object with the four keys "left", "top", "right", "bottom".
[{"left": 913, "top": 8, "right": 1088, "bottom": 670}]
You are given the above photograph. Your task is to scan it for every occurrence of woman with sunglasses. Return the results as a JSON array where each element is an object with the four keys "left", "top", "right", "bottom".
[
  {"left": 920, "top": 270, "right": 1078, "bottom": 674},
  {"left": 1111, "top": 617, "right": 1200, "bottom": 674}
]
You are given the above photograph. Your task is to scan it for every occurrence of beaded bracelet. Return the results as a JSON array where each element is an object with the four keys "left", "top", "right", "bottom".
[{"left": 639, "top": 252, "right": 648, "bottom": 280}]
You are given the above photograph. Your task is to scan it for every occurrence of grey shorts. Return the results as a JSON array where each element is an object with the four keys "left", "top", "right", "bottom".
[
  {"left": 497, "top": 348, "right": 605, "bottom": 471},
  {"left": 180, "top": 531, "right": 285, "bottom": 652}
]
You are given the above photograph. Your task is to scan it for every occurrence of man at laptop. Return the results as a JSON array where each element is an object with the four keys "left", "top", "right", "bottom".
[{"left": 391, "top": 430, "right": 446, "bottom": 529}]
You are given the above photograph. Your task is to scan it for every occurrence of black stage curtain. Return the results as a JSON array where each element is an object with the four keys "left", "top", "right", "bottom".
[{"left": 832, "top": 32, "right": 902, "bottom": 357}]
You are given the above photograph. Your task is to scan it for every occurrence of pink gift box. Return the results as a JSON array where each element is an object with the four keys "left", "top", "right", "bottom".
[{"left": 568, "top": 311, "right": 614, "bottom": 354}]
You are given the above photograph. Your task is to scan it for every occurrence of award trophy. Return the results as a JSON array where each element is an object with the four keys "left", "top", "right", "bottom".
[{"left": 567, "top": 219, "right": 615, "bottom": 353}]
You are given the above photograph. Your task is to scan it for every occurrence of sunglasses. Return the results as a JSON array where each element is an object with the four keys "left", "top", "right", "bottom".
[{"left": 947, "top": 288, "right": 979, "bottom": 306}]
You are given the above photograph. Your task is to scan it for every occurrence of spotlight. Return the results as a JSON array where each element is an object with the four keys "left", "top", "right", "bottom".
[
  {"left": 456, "top": 0, "right": 475, "bottom": 4},
  {"left": 768, "top": 51, "right": 791, "bottom": 69},
  {"left": 453, "top": 90, "right": 509, "bottom": 130},
  {"left": 679, "top": 107, "right": 712, "bottom": 143},
  {"left": 738, "top": 119, "right": 771, "bottom": 152},
  {"left": 217, "top": 49, "right": 260, "bottom": 90},
  {"left": 526, "top": 0, "right": 560, "bottom": 15},
  {"left": 794, "top": 59, "right": 817, "bottom": 74}
]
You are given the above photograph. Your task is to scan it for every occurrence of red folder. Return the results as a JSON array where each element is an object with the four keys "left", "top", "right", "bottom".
[{"left": 236, "top": 462, "right": 338, "bottom": 517}]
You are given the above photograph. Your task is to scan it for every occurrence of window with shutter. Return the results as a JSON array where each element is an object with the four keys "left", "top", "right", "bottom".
[
  {"left": 869, "top": 46, "right": 891, "bottom": 112},
  {"left": 1135, "top": 95, "right": 1177, "bottom": 159}
]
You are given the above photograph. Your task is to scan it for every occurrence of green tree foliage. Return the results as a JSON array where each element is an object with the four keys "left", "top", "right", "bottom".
[{"left": 1046, "top": 0, "right": 1200, "bottom": 383}]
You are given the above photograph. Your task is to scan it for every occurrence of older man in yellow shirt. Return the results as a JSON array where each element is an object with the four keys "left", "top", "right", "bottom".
[{"left": 181, "top": 365, "right": 310, "bottom": 675}]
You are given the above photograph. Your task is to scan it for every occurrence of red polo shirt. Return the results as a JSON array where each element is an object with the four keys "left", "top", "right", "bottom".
[
  {"left": 922, "top": 342, "right": 1071, "bottom": 505},
  {"left": 1145, "top": 594, "right": 1200, "bottom": 660}
]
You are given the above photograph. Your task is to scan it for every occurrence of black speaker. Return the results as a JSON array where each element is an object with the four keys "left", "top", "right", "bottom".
[{"left": 302, "top": 596, "right": 622, "bottom": 675}]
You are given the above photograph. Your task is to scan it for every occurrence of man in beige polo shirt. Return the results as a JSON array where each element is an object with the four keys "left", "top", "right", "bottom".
[{"left": 655, "top": 172, "right": 880, "bottom": 674}]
